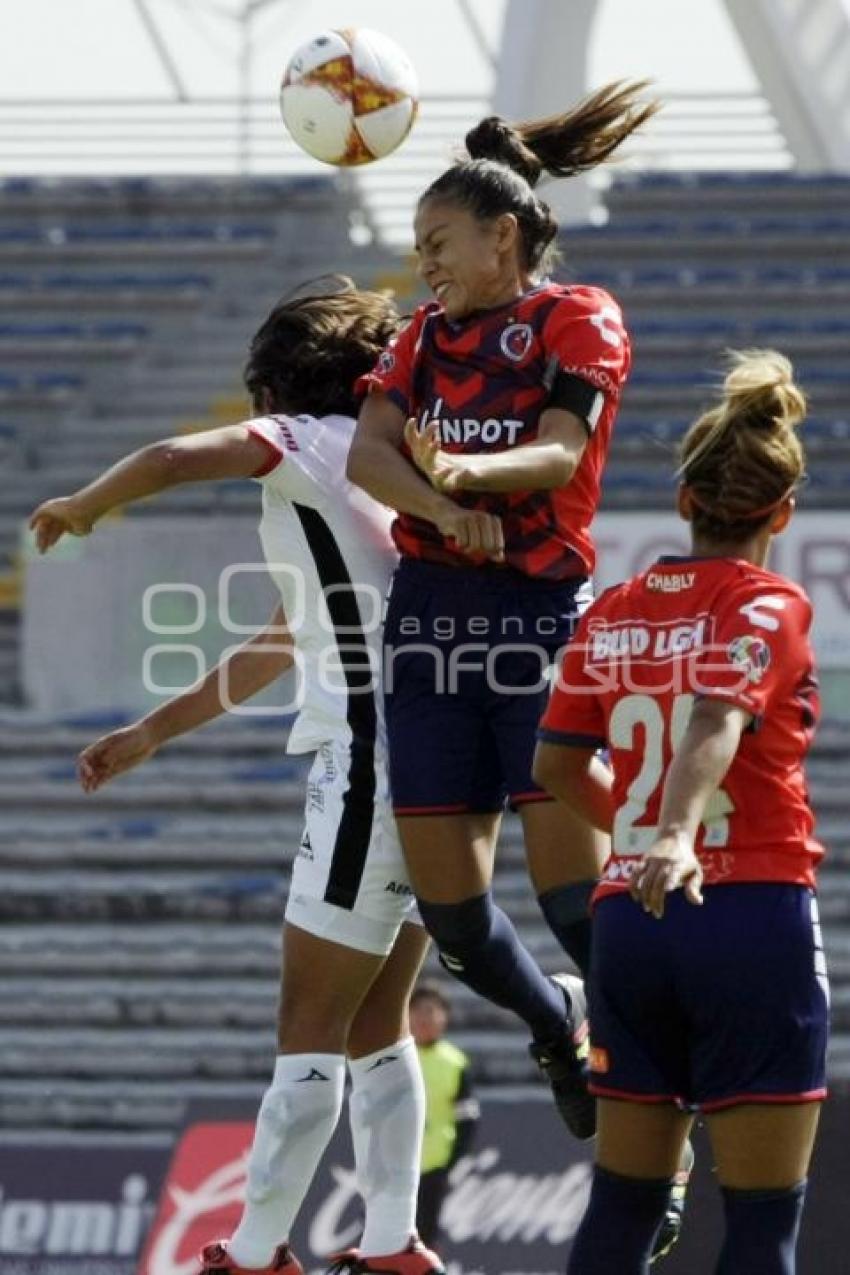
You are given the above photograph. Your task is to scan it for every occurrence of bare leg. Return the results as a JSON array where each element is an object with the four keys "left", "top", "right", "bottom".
[
  {"left": 706, "top": 1103, "right": 821, "bottom": 1190},
  {"left": 522, "top": 799, "right": 608, "bottom": 977},
  {"left": 706, "top": 1103, "right": 821, "bottom": 1273},
  {"left": 566, "top": 1099, "right": 693, "bottom": 1275}
]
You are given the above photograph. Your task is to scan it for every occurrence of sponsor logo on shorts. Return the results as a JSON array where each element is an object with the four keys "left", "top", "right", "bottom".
[
  {"left": 298, "top": 830, "right": 314, "bottom": 861},
  {"left": 307, "top": 782, "right": 325, "bottom": 813},
  {"left": 384, "top": 880, "right": 413, "bottom": 896},
  {"left": 726, "top": 634, "right": 771, "bottom": 683},
  {"left": 319, "top": 744, "right": 336, "bottom": 782},
  {"left": 589, "top": 1045, "right": 610, "bottom": 1075}
]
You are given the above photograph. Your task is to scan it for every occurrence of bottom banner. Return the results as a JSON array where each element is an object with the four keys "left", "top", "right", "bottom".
[
  {"left": 138, "top": 1103, "right": 593, "bottom": 1275},
  {"left": 0, "top": 1138, "right": 171, "bottom": 1275},
  {"left": 139, "top": 1092, "right": 850, "bottom": 1275},
  {"left": 2, "top": 1093, "right": 847, "bottom": 1274}
]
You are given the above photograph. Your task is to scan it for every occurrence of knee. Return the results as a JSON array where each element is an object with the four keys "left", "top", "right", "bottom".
[
  {"left": 416, "top": 892, "right": 493, "bottom": 954},
  {"left": 276, "top": 985, "right": 354, "bottom": 1053}
]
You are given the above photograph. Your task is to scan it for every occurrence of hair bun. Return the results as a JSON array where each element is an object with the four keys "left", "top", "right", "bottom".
[
  {"left": 464, "top": 115, "right": 542, "bottom": 186},
  {"left": 722, "top": 349, "right": 806, "bottom": 432}
]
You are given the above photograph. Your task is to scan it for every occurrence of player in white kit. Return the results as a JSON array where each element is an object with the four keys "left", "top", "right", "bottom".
[{"left": 30, "top": 279, "right": 492, "bottom": 1275}]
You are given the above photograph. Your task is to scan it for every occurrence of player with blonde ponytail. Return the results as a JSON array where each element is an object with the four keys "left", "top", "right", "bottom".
[{"left": 536, "top": 352, "right": 826, "bottom": 1274}]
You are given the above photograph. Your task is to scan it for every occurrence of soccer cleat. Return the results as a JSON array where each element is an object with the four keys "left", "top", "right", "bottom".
[
  {"left": 650, "top": 1139, "right": 695, "bottom": 1265},
  {"left": 325, "top": 1236, "right": 445, "bottom": 1275},
  {"left": 529, "top": 973, "right": 596, "bottom": 1141},
  {"left": 197, "top": 1240, "right": 304, "bottom": 1275}
]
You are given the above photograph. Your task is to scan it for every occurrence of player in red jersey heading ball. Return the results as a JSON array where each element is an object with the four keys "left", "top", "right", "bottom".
[
  {"left": 348, "top": 82, "right": 661, "bottom": 1152},
  {"left": 535, "top": 351, "right": 828, "bottom": 1275}
]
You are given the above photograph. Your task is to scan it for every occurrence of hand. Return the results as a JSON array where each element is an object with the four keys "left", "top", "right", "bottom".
[
  {"left": 78, "top": 721, "right": 159, "bottom": 792},
  {"left": 29, "top": 495, "right": 96, "bottom": 553},
  {"left": 404, "top": 419, "right": 469, "bottom": 493},
  {"left": 629, "top": 831, "right": 704, "bottom": 919},
  {"left": 434, "top": 503, "right": 505, "bottom": 563}
]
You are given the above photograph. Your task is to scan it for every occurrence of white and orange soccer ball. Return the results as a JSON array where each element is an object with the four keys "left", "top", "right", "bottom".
[{"left": 280, "top": 28, "right": 419, "bottom": 166}]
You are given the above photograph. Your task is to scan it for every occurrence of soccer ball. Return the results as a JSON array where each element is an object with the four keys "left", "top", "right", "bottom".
[{"left": 280, "top": 28, "right": 419, "bottom": 166}]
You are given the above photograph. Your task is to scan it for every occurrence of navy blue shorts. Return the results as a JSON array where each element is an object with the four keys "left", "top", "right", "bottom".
[
  {"left": 588, "top": 884, "right": 829, "bottom": 1111},
  {"left": 383, "top": 558, "right": 592, "bottom": 814}
]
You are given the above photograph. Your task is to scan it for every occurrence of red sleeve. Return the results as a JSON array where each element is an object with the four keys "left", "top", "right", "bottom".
[
  {"left": 538, "top": 610, "right": 607, "bottom": 747},
  {"left": 694, "top": 582, "right": 813, "bottom": 723},
  {"left": 354, "top": 308, "right": 426, "bottom": 417},
  {"left": 542, "top": 286, "right": 631, "bottom": 433}
]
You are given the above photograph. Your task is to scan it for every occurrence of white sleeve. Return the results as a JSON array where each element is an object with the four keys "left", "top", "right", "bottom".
[{"left": 246, "top": 415, "right": 323, "bottom": 505}]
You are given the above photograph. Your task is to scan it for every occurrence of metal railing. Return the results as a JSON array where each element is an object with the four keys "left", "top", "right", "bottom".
[{"left": 0, "top": 92, "right": 791, "bottom": 247}]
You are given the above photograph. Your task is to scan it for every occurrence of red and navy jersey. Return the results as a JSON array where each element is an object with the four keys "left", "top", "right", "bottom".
[
  {"left": 357, "top": 282, "right": 630, "bottom": 580},
  {"left": 539, "top": 556, "right": 824, "bottom": 895}
]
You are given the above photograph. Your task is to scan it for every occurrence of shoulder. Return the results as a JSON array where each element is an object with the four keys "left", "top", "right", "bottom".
[
  {"left": 721, "top": 563, "right": 812, "bottom": 625},
  {"left": 532, "top": 282, "right": 624, "bottom": 319},
  {"left": 582, "top": 579, "right": 633, "bottom": 620},
  {"left": 387, "top": 303, "right": 440, "bottom": 362},
  {"left": 723, "top": 563, "right": 815, "bottom": 637},
  {"left": 405, "top": 302, "right": 441, "bottom": 336},
  {"left": 435, "top": 1039, "right": 469, "bottom": 1069}
]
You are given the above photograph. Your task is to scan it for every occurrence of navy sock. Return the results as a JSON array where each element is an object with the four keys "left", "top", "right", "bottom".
[
  {"left": 416, "top": 891, "right": 567, "bottom": 1040},
  {"left": 537, "top": 879, "right": 595, "bottom": 977},
  {"left": 715, "top": 1180, "right": 807, "bottom": 1275},
  {"left": 567, "top": 1166, "right": 672, "bottom": 1274}
]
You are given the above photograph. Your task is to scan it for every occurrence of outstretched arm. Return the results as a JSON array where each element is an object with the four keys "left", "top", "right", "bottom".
[
  {"left": 79, "top": 602, "right": 294, "bottom": 791},
  {"left": 30, "top": 425, "right": 272, "bottom": 553}
]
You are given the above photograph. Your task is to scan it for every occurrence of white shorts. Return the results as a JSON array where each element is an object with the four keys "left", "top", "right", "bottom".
[{"left": 285, "top": 738, "right": 419, "bottom": 956}]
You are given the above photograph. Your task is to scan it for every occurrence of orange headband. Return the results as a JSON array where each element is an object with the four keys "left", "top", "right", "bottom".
[{"left": 683, "top": 484, "right": 796, "bottom": 522}]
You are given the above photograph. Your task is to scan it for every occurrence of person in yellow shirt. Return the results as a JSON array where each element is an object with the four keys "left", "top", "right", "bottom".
[{"left": 410, "top": 981, "right": 480, "bottom": 1248}]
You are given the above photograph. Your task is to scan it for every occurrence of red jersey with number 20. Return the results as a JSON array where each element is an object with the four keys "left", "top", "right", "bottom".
[
  {"left": 356, "top": 283, "right": 630, "bottom": 581},
  {"left": 539, "top": 556, "right": 823, "bottom": 898}
]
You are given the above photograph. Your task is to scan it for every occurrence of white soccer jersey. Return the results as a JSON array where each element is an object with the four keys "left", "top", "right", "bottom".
[
  {"left": 248, "top": 412, "right": 396, "bottom": 755},
  {"left": 248, "top": 413, "right": 415, "bottom": 939}
]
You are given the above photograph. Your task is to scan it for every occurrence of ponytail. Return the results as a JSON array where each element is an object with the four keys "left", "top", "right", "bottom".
[
  {"left": 466, "top": 80, "right": 660, "bottom": 187},
  {"left": 420, "top": 80, "right": 659, "bottom": 274},
  {"left": 679, "top": 350, "right": 807, "bottom": 540}
]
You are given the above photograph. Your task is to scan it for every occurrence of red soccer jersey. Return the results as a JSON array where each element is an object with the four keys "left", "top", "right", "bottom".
[
  {"left": 356, "top": 282, "right": 630, "bottom": 580},
  {"left": 539, "top": 556, "right": 824, "bottom": 896}
]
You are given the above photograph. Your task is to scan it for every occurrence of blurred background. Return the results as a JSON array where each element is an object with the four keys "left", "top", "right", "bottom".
[{"left": 1, "top": 2, "right": 849, "bottom": 1272}]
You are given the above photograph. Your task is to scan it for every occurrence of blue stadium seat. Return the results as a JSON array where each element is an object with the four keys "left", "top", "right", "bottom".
[{"left": 43, "top": 272, "right": 211, "bottom": 291}]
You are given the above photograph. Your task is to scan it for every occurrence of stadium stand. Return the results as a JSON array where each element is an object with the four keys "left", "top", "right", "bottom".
[{"left": 2, "top": 171, "right": 850, "bottom": 1133}]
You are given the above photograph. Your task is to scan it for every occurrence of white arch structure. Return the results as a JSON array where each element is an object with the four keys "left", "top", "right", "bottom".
[{"left": 495, "top": 0, "right": 850, "bottom": 177}]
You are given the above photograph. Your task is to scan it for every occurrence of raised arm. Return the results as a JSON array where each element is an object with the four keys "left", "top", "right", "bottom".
[
  {"left": 348, "top": 392, "right": 505, "bottom": 561},
  {"left": 30, "top": 425, "right": 272, "bottom": 553},
  {"left": 78, "top": 602, "right": 294, "bottom": 792},
  {"left": 631, "top": 698, "right": 751, "bottom": 918}
]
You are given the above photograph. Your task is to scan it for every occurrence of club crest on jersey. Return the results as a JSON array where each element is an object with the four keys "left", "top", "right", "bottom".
[
  {"left": 500, "top": 322, "right": 534, "bottom": 362},
  {"left": 377, "top": 349, "right": 396, "bottom": 373},
  {"left": 727, "top": 634, "right": 771, "bottom": 683}
]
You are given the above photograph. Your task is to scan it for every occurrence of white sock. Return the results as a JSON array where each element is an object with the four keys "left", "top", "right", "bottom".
[
  {"left": 348, "top": 1036, "right": 426, "bottom": 1256},
  {"left": 228, "top": 1052, "right": 346, "bottom": 1268}
]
